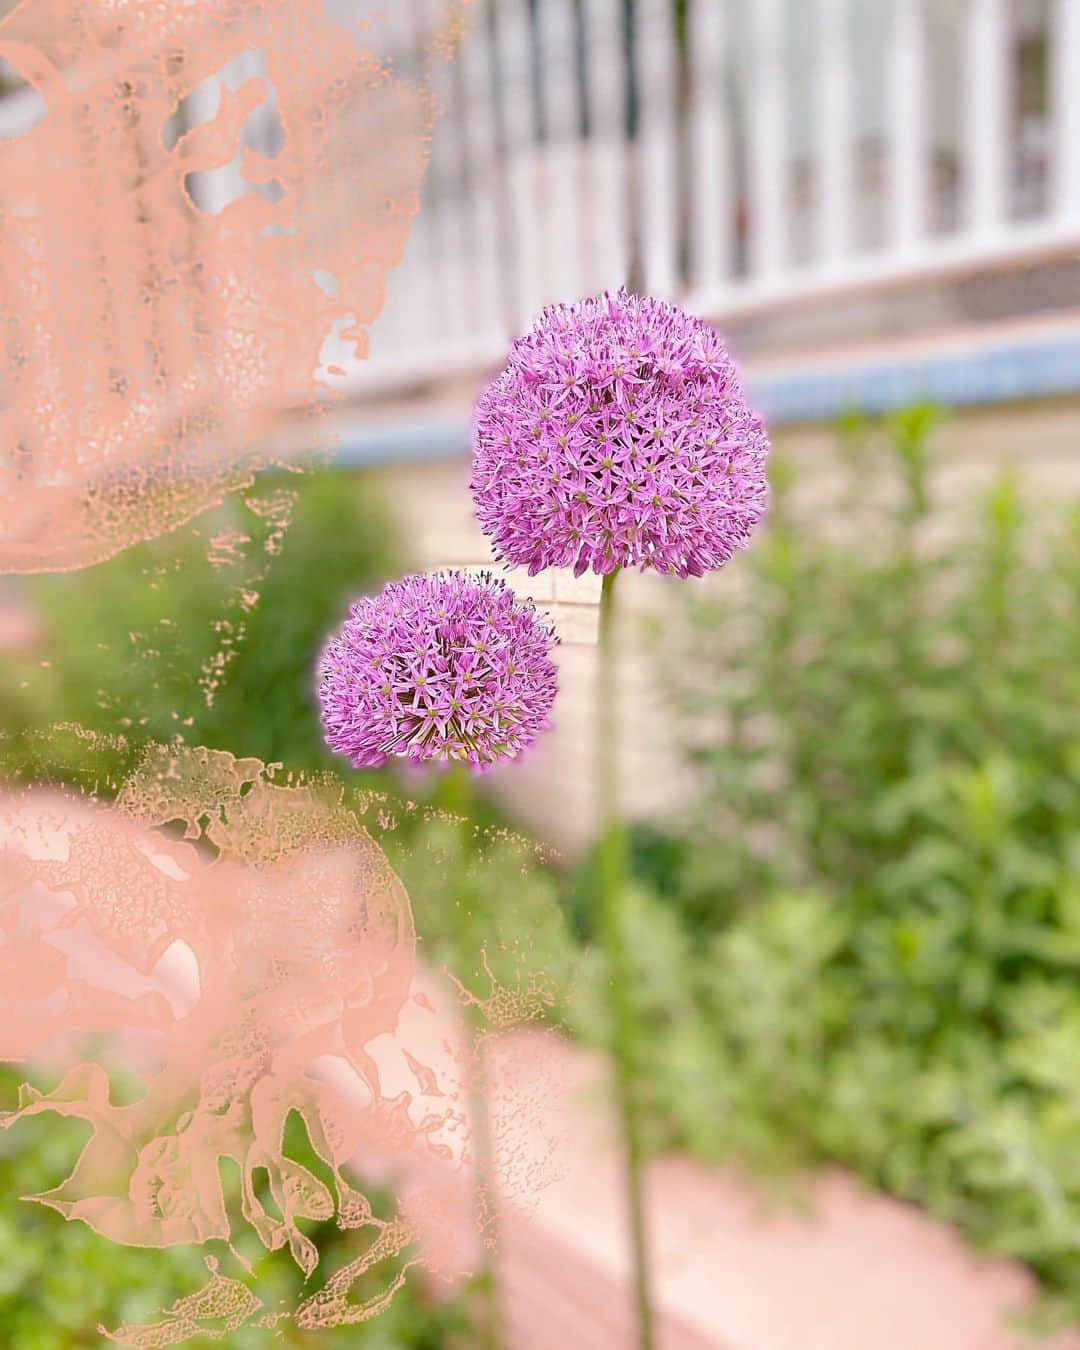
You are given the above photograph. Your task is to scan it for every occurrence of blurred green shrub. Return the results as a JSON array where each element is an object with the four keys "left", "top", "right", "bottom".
[
  {"left": 0, "top": 469, "right": 400, "bottom": 791},
  {"left": 0, "top": 469, "right": 477, "bottom": 1345},
  {"left": 0, "top": 470, "right": 548, "bottom": 1346},
  {"left": 614, "top": 407, "right": 1080, "bottom": 1322},
  {"left": 0, "top": 1062, "right": 473, "bottom": 1347},
  {"left": 389, "top": 767, "right": 578, "bottom": 1007}
]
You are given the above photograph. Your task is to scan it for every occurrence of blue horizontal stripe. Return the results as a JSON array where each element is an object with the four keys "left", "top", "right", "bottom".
[
  {"left": 333, "top": 417, "right": 471, "bottom": 467},
  {"left": 332, "top": 333, "right": 1080, "bottom": 467},
  {"left": 751, "top": 334, "right": 1080, "bottom": 424}
]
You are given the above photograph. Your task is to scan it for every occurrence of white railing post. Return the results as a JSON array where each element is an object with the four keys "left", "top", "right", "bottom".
[
  {"left": 459, "top": 0, "right": 506, "bottom": 344},
  {"left": 182, "top": 67, "right": 232, "bottom": 216},
  {"left": 688, "top": 0, "right": 732, "bottom": 294},
  {"left": 748, "top": 0, "right": 787, "bottom": 280},
  {"left": 370, "top": 2, "right": 436, "bottom": 362},
  {"left": 423, "top": 0, "right": 471, "bottom": 345},
  {"left": 965, "top": 0, "right": 1010, "bottom": 238},
  {"left": 817, "top": 0, "right": 855, "bottom": 263},
  {"left": 1053, "top": 0, "right": 1080, "bottom": 219},
  {"left": 888, "top": 0, "right": 929, "bottom": 251},
  {"left": 500, "top": 0, "right": 546, "bottom": 328},
  {"left": 634, "top": 0, "right": 680, "bottom": 297},
  {"left": 581, "top": 0, "right": 629, "bottom": 295},
  {"left": 538, "top": 0, "right": 583, "bottom": 303}
]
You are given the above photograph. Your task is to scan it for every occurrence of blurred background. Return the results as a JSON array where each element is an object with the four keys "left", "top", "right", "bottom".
[{"left": 1, "top": 0, "right": 1079, "bottom": 1345}]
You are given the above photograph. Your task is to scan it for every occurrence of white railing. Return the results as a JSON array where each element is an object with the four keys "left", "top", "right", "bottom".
[
  {"left": 2, "top": 0, "right": 1076, "bottom": 410},
  {"left": 351, "top": 0, "right": 1080, "bottom": 393}
]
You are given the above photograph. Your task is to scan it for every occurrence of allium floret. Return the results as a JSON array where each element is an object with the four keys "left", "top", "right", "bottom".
[
  {"left": 470, "top": 289, "right": 770, "bottom": 578},
  {"left": 318, "top": 570, "right": 558, "bottom": 771}
]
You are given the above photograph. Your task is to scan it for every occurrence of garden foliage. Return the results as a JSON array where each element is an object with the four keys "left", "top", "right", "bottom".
[
  {"left": 0, "top": 470, "right": 399, "bottom": 790},
  {"left": 0, "top": 1062, "right": 472, "bottom": 1347},
  {"left": 627, "top": 407, "right": 1080, "bottom": 1322},
  {"left": 4, "top": 417, "right": 1080, "bottom": 1329}
]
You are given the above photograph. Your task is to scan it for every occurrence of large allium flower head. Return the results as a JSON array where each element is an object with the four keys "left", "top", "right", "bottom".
[
  {"left": 470, "top": 289, "right": 770, "bottom": 578},
  {"left": 318, "top": 570, "right": 558, "bottom": 771}
]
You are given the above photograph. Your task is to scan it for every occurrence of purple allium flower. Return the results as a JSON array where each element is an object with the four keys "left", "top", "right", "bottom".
[
  {"left": 317, "top": 570, "right": 558, "bottom": 771},
  {"left": 470, "top": 289, "right": 770, "bottom": 578}
]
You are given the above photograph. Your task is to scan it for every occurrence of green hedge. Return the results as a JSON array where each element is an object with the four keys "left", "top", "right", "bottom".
[
  {"left": 0, "top": 1065, "right": 472, "bottom": 1347},
  {"left": 613, "top": 408, "right": 1080, "bottom": 1326},
  {"left": 0, "top": 469, "right": 399, "bottom": 791}
]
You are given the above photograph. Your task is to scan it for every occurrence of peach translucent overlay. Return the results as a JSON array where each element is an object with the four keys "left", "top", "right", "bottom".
[
  {"left": 0, "top": 0, "right": 465, "bottom": 572},
  {"left": 0, "top": 1, "right": 568, "bottom": 1339},
  {"left": 0, "top": 746, "right": 560, "bottom": 1341}
]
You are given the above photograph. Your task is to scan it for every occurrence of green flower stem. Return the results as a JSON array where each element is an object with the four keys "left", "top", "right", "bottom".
[
  {"left": 441, "top": 766, "right": 505, "bottom": 1350},
  {"left": 596, "top": 568, "right": 655, "bottom": 1350}
]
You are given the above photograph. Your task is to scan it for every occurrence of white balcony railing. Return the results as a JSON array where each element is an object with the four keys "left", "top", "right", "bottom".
[
  {"left": 346, "top": 0, "right": 1080, "bottom": 395},
  {"left": 2, "top": 0, "right": 1077, "bottom": 422}
]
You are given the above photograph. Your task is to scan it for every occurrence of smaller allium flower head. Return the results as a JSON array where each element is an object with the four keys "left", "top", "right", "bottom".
[
  {"left": 318, "top": 570, "right": 558, "bottom": 771},
  {"left": 470, "top": 289, "right": 770, "bottom": 578}
]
